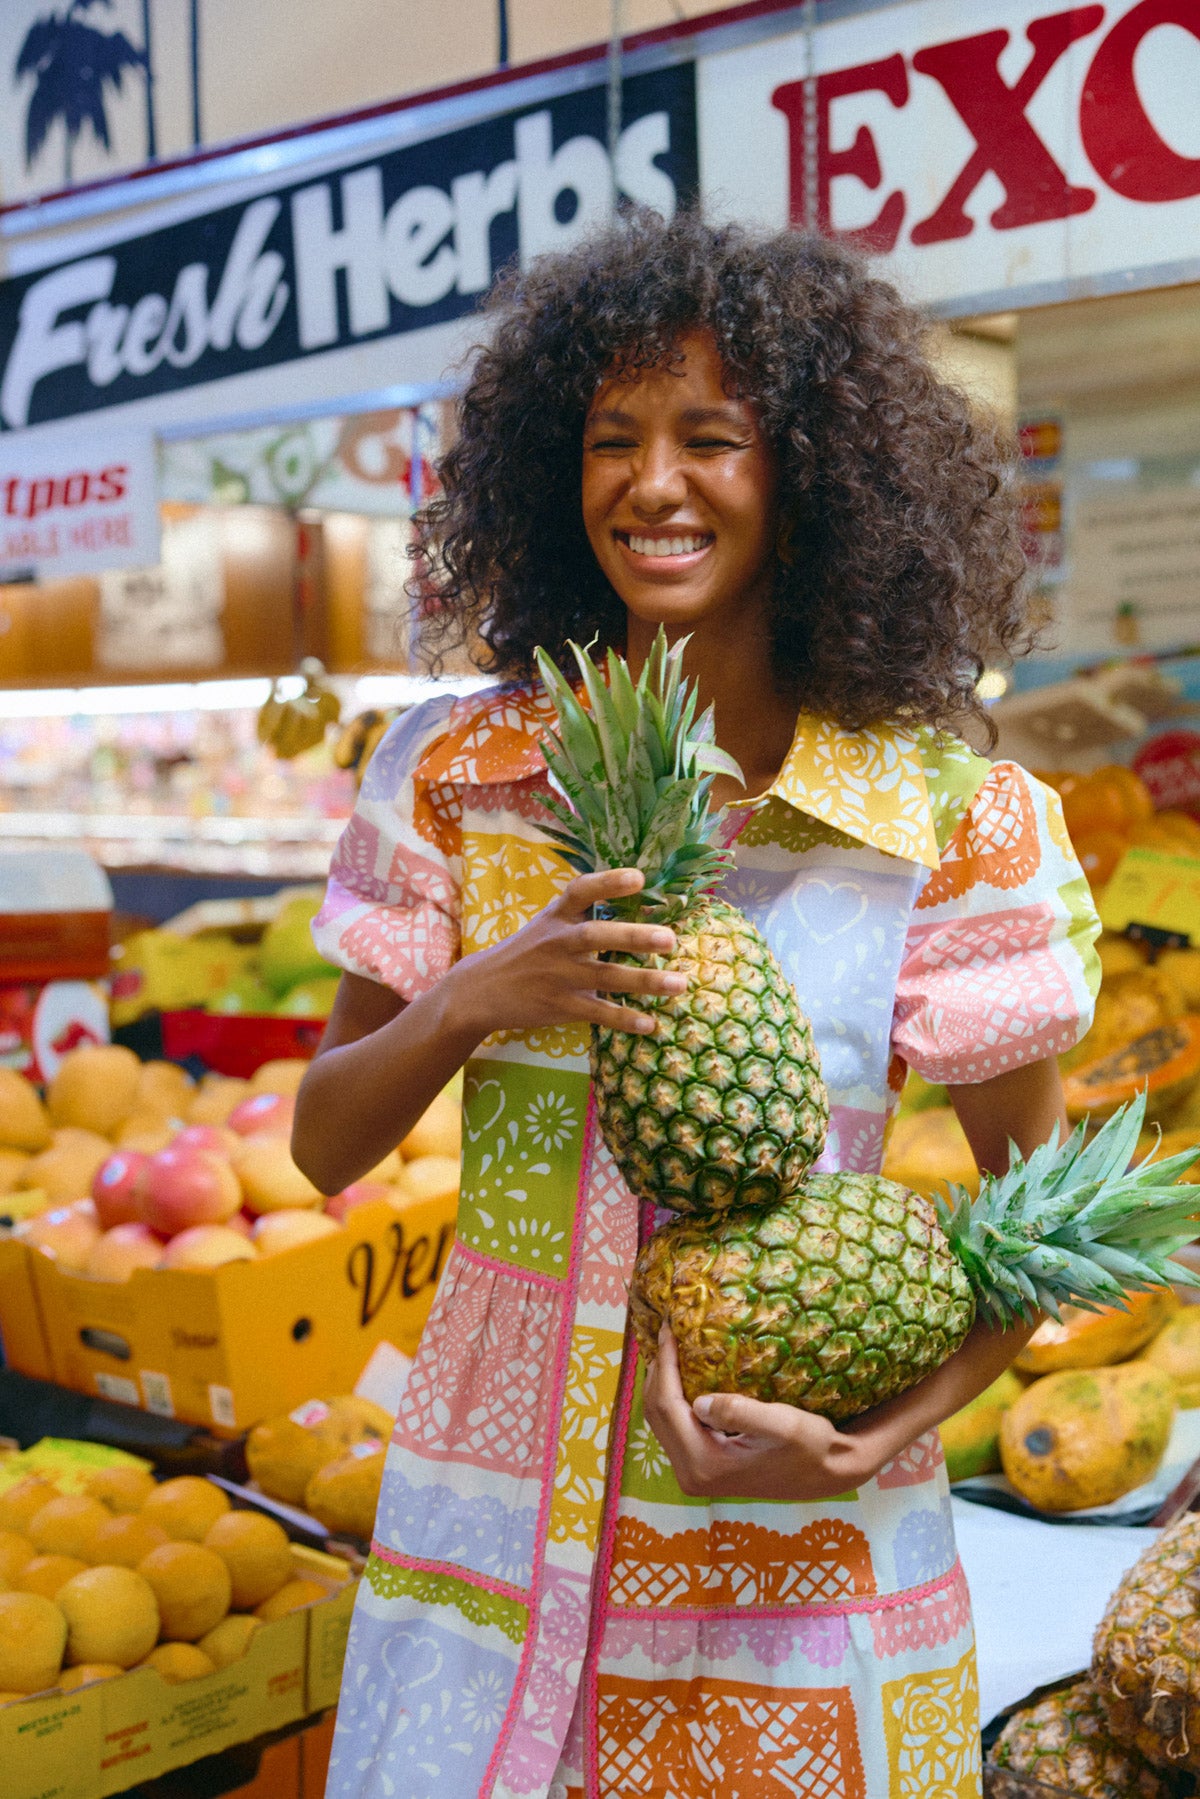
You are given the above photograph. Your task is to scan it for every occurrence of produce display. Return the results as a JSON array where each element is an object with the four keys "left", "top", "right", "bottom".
[
  {"left": 990, "top": 1677, "right": 1172, "bottom": 1799},
  {"left": 0, "top": 1044, "right": 460, "bottom": 1275},
  {"left": 1037, "top": 761, "right": 1200, "bottom": 889},
  {"left": 246, "top": 1393, "right": 393, "bottom": 1541},
  {"left": 536, "top": 635, "right": 1200, "bottom": 1423},
  {"left": 0, "top": 1467, "right": 318, "bottom": 1699}
]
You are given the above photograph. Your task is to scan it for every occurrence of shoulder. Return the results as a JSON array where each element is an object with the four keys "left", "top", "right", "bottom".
[{"left": 358, "top": 679, "right": 554, "bottom": 801}]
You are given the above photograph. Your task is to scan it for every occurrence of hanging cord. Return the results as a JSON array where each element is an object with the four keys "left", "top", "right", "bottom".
[
  {"left": 608, "top": 0, "right": 624, "bottom": 206},
  {"left": 802, "top": 0, "right": 819, "bottom": 234}
]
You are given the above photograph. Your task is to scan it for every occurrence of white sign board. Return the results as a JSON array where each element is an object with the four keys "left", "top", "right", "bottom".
[{"left": 0, "top": 425, "right": 159, "bottom": 580}]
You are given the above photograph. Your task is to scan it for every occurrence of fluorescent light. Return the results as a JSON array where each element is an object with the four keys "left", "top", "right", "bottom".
[
  {"left": 352, "top": 673, "right": 491, "bottom": 708},
  {"left": 0, "top": 679, "right": 274, "bottom": 719},
  {"left": 977, "top": 669, "right": 1009, "bottom": 701}
]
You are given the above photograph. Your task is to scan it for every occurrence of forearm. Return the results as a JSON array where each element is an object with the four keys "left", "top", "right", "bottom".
[
  {"left": 840, "top": 1313, "right": 1037, "bottom": 1478},
  {"left": 293, "top": 968, "right": 482, "bottom": 1193}
]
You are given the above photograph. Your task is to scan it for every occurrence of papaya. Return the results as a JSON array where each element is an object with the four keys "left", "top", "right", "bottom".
[
  {"left": 999, "top": 1364, "right": 1176, "bottom": 1513},
  {"left": 246, "top": 1395, "right": 393, "bottom": 1507},
  {"left": 1062, "top": 1015, "right": 1200, "bottom": 1122},
  {"left": 1094, "top": 933, "right": 1150, "bottom": 979},
  {"left": 939, "top": 1369, "right": 1024, "bottom": 1482},
  {"left": 305, "top": 1441, "right": 386, "bottom": 1541},
  {"left": 1015, "top": 1288, "right": 1180, "bottom": 1376},
  {"left": 880, "top": 1107, "right": 979, "bottom": 1199},
  {"left": 1140, "top": 1308, "right": 1200, "bottom": 1407},
  {"left": 1060, "top": 967, "right": 1182, "bottom": 1075},
  {"left": 1159, "top": 947, "right": 1200, "bottom": 1011}
]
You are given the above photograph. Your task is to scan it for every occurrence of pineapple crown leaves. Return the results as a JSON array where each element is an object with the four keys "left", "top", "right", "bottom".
[
  {"left": 935, "top": 1091, "right": 1200, "bottom": 1325},
  {"left": 532, "top": 630, "right": 744, "bottom": 918}
]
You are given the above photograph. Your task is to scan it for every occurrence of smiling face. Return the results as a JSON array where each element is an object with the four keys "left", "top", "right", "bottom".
[{"left": 581, "top": 330, "right": 780, "bottom": 640}]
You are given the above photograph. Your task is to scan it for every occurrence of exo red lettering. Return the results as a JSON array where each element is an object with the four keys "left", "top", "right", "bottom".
[
  {"left": 772, "top": 55, "right": 908, "bottom": 250},
  {"left": 910, "top": 7, "right": 1105, "bottom": 245},
  {"left": 1081, "top": 0, "right": 1200, "bottom": 201}
]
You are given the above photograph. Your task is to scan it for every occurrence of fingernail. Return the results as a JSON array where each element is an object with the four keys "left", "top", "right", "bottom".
[
  {"left": 651, "top": 931, "right": 676, "bottom": 952},
  {"left": 662, "top": 974, "right": 686, "bottom": 992},
  {"left": 635, "top": 1015, "right": 656, "bottom": 1034},
  {"left": 693, "top": 1396, "right": 713, "bottom": 1424}
]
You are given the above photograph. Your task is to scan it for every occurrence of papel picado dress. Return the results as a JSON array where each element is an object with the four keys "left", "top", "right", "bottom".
[{"left": 314, "top": 677, "right": 1099, "bottom": 1799}]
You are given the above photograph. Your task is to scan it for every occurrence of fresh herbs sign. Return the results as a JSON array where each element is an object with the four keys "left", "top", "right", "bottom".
[{"left": 0, "top": 64, "right": 696, "bottom": 432}]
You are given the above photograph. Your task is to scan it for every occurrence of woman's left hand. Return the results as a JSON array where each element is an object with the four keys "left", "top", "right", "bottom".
[{"left": 641, "top": 1327, "right": 879, "bottom": 1502}]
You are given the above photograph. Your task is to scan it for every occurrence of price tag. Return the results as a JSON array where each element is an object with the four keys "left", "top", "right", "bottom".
[{"left": 1098, "top": 848, "right": 1200, "bottom": 942}]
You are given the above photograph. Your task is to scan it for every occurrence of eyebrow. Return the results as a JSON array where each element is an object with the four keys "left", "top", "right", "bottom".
[{"left": 586, "top": 404, "right": 750, "bottom": 430}]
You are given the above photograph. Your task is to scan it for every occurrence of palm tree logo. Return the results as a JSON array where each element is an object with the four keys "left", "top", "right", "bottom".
[{"left": 16, "top": 0, "right": 147, "bottom": 185}]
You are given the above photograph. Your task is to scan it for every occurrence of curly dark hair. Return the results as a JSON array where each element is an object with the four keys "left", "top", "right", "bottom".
[{"left": 418, "top": 210, "right": 1032, "bottom": 738}]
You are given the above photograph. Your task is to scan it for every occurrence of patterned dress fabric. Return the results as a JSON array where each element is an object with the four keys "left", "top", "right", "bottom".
[{"left": 315, "top": 681, "right": 1100, "bottom": 1799}]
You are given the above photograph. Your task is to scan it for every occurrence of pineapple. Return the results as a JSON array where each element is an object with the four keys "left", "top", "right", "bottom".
[
  {"left": 536, "top": 634, "right": 1200, "bottom": 1420},
  {"left": 990, "top": 1677, "right": 1175, "bottom": 1799},
  {"left": 535, "top": 632, "right": 829, "bottom": 1211},
  {"left": 1092, "top": 1513, "right": 1200, "bottom": 1776}
]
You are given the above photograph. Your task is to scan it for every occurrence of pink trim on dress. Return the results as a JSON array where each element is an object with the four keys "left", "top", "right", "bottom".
[
  {"left": 453, "top": 1235, "right": 566, "bottom": 1291},
  {"left": 368, "top": 1540, "right": 530, "bottom": 1605}
]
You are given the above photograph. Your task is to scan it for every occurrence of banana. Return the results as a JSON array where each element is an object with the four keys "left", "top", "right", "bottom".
[{"left": 257, "top": 659, "right": 342, "bottom": 760}]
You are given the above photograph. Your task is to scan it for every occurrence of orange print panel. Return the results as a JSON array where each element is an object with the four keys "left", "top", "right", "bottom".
[
  {"left": 412, "top": 778, "right": 463, "bottom": 858},
  {"left": 608, "top": 1515, "right": 875, "bottom": 1610},
  {"left": 597, "top": 1672, "right": 866, "bottom": 1799},
  {"left": 917, "top": 770, "right": 1040, "bottom": 908}
]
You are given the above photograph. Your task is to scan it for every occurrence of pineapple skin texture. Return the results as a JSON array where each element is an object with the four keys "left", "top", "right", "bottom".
[
  {"left": 991, "top": 1677, "right": 1174, "bottom": 1799},
  {"left": 1093, "top": 1513, "right": 1200, "bottom": 1776},
  {"left": 628, "top": 1171, "right": 975, "bottom": 1421},
  {"left": 592, "top": 897, "right": 829, "bottom": 1213}
]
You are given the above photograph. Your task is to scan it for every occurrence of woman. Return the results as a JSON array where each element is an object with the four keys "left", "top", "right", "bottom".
[{"left": 295, "top": 211, "right": 1099, "bottom": 1799}]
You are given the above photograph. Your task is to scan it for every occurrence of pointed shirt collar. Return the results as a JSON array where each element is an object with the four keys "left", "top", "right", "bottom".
[{"left": 414, "top": 682, "right": 939, "bottom": 869}]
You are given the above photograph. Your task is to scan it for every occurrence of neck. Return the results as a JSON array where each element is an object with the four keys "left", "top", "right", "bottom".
[{"left": 625, "top": 607, "right": 798, "bottom": 806}]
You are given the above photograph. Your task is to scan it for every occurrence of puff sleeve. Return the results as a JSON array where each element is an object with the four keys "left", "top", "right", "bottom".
[
  {"left": 312, "top": 694, "right": 462, "bottom": 1001},
  {"left": 891, "top": 762, "right": 1101, "bottom": 1085}
]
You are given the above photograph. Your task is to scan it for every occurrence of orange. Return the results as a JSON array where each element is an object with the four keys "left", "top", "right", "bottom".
[
  {"left": 1061, "top": 776, "right": 1131, "bottom": 841},
  {"left": 203, "top": 1512, "right": 292, "bottom": 1610},
  {"left": 28, "top": 1496, "right": 110, "bottom": 1562},
  {"left": 139, "top": 1642, "right": 216, "bottom": 1684},
  {"left": 90, "top": 1513, "right": 170, "bottom": 1570},
  {"left": 1072, "top": 830, "right": 1128, "bottom": 888},
  {"left": 1094, "top": 764, "right": 1155, "bottom": 824},
  {"left": 254, "top": 1577, "right": 327, "bottom": 1621},
  {"left": 17, "top": 1555, "right": 87, "bottom": 1600},
  {"left": 0, "top": 1531, "right": 35, "bottom": 1585},
  {"left": 0, "top": 1478, "right": 59, "bottom": 1536},
  {"left": 59, "top": 1662, "right": 124, "bottom": 1691},
  {"left": 141, "top": 1477, "right": 230, "bottom": 1543},
  {"left": 1155, "top": 810, "right": 1200, "bottom": 854},
  {"left": 85, "top": 1467, "right": 156, "bottom": 1516},
  {"left": 138, "top": 1542, "right": 231, "bottom": 1641},
  {"left": 0, "top": 1591, "right": 67, "bottom": 1692},
  {"left": 56, "top": 1565, "right": 160, "bottom": 1667},
  {"left": 198, "top": 1613, "right": 262, "bottom": 1669}
]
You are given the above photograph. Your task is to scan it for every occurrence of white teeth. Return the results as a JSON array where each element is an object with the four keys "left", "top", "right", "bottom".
[{"left": 627, "top": 533, "right": 708, "bottom": 557}]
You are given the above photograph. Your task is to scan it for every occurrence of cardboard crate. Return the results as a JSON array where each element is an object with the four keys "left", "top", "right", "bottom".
[
  {"left": 0, "top": 1546, "right": 355, "bottom": 1799},
  {"left": 0, "top": 1231, "right": 53, "bottom": 1381},
  {"left": 9, "top": 1195, "right": 453, "bottom": 1434}
]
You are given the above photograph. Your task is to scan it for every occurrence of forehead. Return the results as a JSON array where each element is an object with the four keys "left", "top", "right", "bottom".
[{"left": 587, "top": 329, "right": 747, "bottom": 419}]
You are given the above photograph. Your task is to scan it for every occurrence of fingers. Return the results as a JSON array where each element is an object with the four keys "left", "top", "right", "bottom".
[
  {"left": 692, "top": 1391, "right": 781, "bottom": 1437},
  {"left": 587, "top": 962, "right": 686, "bottom": 998},
  {"left": 573, "top": 994, "right": 658, "bottom": 1035},
  {"left": 558, "top": 868, "right": 647, "bottom": 915},
  {"left": 575, "top": 917, "right": 678, "bottom": 959}
]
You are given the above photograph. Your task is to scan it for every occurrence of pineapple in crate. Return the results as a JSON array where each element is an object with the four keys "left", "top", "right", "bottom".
[
  {"left": 537, "top": 632, "right": 1200, "bottom": 1421},
  {"left": 990, "top": 1677, "right": 1178, "bottom": 1799}
]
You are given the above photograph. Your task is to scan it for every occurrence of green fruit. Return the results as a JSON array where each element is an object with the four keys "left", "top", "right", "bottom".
[
  {"left": 258, "top": 895, "right": 328, "bottom": 995},
  {"left": 274, "top": 977, "right": 340, "bottom": 1019},
  {"left": 939, "top": 1368, "right": 1024, "bottom": 1481},
  {"left": 208, "top": 975, "right": 276, "bottom": 1016}
]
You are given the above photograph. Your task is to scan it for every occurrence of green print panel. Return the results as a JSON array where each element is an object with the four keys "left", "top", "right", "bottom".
[
  {"left": 365, "top": 1555, "right": 528, "bottom": 1644},
  {"left": 1059, "top": 876, "right": 1103, "bottom": 998},
  {"left": 458, "top": 1057, "right": 591, "bottom": 1277}
]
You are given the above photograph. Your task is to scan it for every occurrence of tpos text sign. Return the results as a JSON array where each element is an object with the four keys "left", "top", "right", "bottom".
[
  {"left": 0, "top": 65, "right": 696, "bottom": 433},
  {"left": 0, "top": 426, "right": 159, "bottom": 579}
]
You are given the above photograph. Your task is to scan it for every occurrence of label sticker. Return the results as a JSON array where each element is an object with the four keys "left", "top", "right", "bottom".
[
  {"left": 94, "top": 1372, "right": 139, "bottom": 1406},
  {"left": 290, "top": 1400, "right": 332, "bottom": 1430},
  {"left": 349, "top": 1438, "right": 386, "bottom": 1459},
  {"left": 208, "top": 1384, "right": 237, "bottom": 1430},
  {"left": 139, "top": 1371, "right": 174, "bottom": 1418}
]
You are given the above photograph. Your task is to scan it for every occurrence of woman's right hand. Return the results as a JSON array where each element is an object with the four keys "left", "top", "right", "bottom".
[{"left": 445, "top": 867, "right": 685, "bottom": 1042}]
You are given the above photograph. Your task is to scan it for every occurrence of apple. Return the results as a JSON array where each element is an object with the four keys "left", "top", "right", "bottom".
[
  {"left": 325, "top": 1180, "right": 393, "bottom": 1222},
  {"left": 91, "top": 1150, "right": 150, "bottom": 1229},
  {"left": 140, "top": 1146, "right": 242, "bottom": 1236},
  {"left": 85, "top": 1223, "right": 163, "bottom": 1282},
  {"left": 394, "top": 1155, "right": 460, "bottom": 1207},
  {"left": 21, "top": 1199, "right": 101, "bottom": 1271},
  {"left": 173, "top": 1124, "right": 240, "bottom": 1157},
  {"left": 252, "top": 1209, "right": 341, "bottom": 1254},
  {"left": 227, "top": 1092, "right": 295, "bottom": 1138},
  {"left": 159, "top": 1225, "right": 257, "bottom": 1270},
  {"left": 235, "top": 1138, "right": 323, "bottom": 1214}
]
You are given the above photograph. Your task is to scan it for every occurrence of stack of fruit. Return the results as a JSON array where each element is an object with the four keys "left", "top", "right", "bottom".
[
  {"left": 941, "top": 1290, "right": 1200, "bottom": 1513},
  {"left": 0, "top": 1469, "right": 332, "bottom": 1701},
  {"left": 989, "top": 1514, "right": 1200, "bottom": 1798},
  {"left": 245, "top": 1394, "right": 395, "bottom": 1543},
  {"left": 0, "top": 1044, "right": 459, "bottom": 1277},
  {"left": 1036, "top": 762, "right": 1200, "bottom": 892}
]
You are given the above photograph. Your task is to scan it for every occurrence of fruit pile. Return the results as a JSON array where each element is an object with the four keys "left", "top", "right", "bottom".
[
  {"left": 941, "top": 1290, "right": 1200, "bottom": 1512},
  {"left": 0, "top": 1469, "right": 331, "bottom": 1701},
  {"left": 1036, "top": 761, "right": 1200, "bottom": 891},
  {"left": 246, "top": 1394, "right": 395, "bottom": 1543},
  {"left": 991, "top": 1514, "right": 1200, "bottom": 1795},
  {"left": 111, "top": 891, "right": 342, "bottom": 1025},
  {"left": 0, "top": 1044, "right": 459, "bottom": 1278}
]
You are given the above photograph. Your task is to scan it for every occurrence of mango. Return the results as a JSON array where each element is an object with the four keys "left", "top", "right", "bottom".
[
  {"left": 1140, "top": 1307, "right": 1200, "bottom": 1407},
  {"left": 939, "top": 1369, "right": 1024, "bottom": 1482}
]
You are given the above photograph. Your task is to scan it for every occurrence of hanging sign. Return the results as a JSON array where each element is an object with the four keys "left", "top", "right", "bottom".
[{"left": 0, "top": 425, "right": 159, "bottom": 579}]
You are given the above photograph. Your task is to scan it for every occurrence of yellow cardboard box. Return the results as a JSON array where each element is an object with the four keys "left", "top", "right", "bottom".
[
  {"left": 6, "top": 1195, "right": 452, "bottom": 1434},
  {"left": 0, "top": 1546, "right": 355, "bottom": 1799},
  {"left": 0, "top": 1230, "right": 53, "bottom": 1380}
]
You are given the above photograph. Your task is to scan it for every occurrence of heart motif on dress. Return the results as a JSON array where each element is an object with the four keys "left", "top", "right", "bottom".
[{"left": 784, "top": 878, "right": 871, "bottom": 945}]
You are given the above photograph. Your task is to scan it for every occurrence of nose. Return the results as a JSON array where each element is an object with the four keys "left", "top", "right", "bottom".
[{"left": 629, "top": 438, "right": 687, "bottom": 516}]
